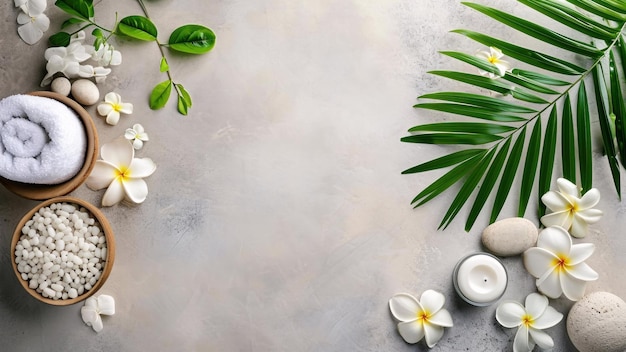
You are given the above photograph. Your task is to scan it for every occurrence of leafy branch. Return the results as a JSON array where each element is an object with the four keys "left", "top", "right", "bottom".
[
  {"left": 402, "top": 0, "right": 626, "bottom": 231},
  {"left": 49, "top": 0, "right": 215, "bottom": 115}
]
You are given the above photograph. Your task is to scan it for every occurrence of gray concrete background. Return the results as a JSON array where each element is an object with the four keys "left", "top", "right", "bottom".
[{"left": 0, "top": 0, "right": 624, "bottom": 351}]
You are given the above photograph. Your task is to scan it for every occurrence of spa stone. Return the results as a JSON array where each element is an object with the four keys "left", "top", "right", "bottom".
[
  {"left": 567, "top": 291, "right": 626, "bottom": 352},
  {"left": 51, "top": 77, "right": 71, "bottom": 97},
  {"left": 71, "top": 79, "right": 100, "bottom": 106},
  {"left": 481, "top": 217, "right": 538, "bottom": 256}
]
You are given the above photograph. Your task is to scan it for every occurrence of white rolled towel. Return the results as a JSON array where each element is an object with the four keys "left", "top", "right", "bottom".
[{"left": 0, "top": 94, "right": 87, "bottom": 184}]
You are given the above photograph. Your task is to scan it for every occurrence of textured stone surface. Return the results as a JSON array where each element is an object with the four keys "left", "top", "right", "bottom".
[
  {"left": 482, "top": 218, "right": 538, "bottom": 256},
  {"left": 567, "top": 292, "right": 626, "bottom": 352},
  {"left": 0, "top": 1, "right": 624, "bottom": 351}
]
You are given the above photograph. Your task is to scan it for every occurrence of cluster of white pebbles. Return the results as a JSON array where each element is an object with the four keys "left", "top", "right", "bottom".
[{"left": 14, "top": 202, "right": 107, "bottom": 300}]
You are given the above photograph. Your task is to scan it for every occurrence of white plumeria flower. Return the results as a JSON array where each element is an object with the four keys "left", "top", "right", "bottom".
[
  {"left": 81, "top": 295, "right": 115, "bottom": 332},
  {"left": 389, "top": 290, "right": 453, "bottom": 348},
  {"left": 124, "top": 124, "right": 149, "bottom": 150},
  {"left": 89, "top": 42, "right": 122, "bottom": 66},
  {"left": 86, "top": 138, "right": 157, "bottom": 207},
  {"left": 78, "top": 65, "right": 112, "bottom": 83},
  {"left": 97, "top": 92, "right": 134, "bottom": 125},
  {"left": 16, "top": 0, "right": 49, "bottom": 45},
  {"left": 496, "top": 293, "right": 563, "bottom": 352},
  {"left": 40, "top": 40, "right": 92, "bottom": 86},
  {"left": 476, "top": 47, "right": 511, "bottom": 78},
  {"left": 523, "top": 226, "right": 598, "bottom": 301},
  {"left": 541, "top": 178, "right": 603, "bottom": 238}
]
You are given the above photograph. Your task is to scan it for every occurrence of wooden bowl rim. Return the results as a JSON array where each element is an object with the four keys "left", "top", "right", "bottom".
[
  {"left": 11, "top": 196, "right": 115, "bottom": 306},
  {"left": 0, "top": 91, "right": 99, "bottom": 200}
]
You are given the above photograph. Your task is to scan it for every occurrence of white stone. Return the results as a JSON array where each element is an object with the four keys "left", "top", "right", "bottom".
[
  {"left": 567, "top": 291, "right": 626, "bottom": 352},
  {"left": 481, "top": 217, "right": 538, "bottom": 256},
  {"left": 50, "top": 77, "right": 71, "bottom": 96},
  {"left": 70, "top": 79, "right": 100, "bottom": 106}
]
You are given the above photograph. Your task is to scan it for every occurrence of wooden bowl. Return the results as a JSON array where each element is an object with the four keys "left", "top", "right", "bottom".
[
  {"left": 11, "top": 197, "right": 115, "bottom": 306},
  {"left": 0, "top": 91, "right": 99, "bottom": 200}
]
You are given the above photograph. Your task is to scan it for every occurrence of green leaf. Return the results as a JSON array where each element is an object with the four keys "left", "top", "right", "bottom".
[
  {"left": 61, "top": 18, "right": 85, "bottom": 29},
  {"left": 92, "top": 28, "right": 103, "bottom": 38},
  {"left": 593, "top": 65, "right": 621, "bottom": 198},
  {"left": 160, "top": 57, "right": 169, "bottom": 72},
  {"left": 439, "top": 149, "right": 496, "bottom": 229},
  {"left": 177, "top": 95, "right": 189, "bottom": 115},
  {"left": 149, "top": 80, "right": 172, "bottom": 110},
  {"left": 463, "top": 2, "right": 603, "bottom": 58},
  {"left": 466, "top": 139, "right": 511, "bottom": 231},
  {"left": 609, "top": 50, "right": 626, "bottom": 167},
  {"left": 49, "top": 32, "right": 71, "bottom": 47},
  {"left": 439, "top": 51, "right": 502, "bottom": 76},
  {"left": 490, "top": 127, "right": 527, "bottom": 222},
  {"left": 168, "top": 25, "right": 216, "bottom": 54},
  {"left": 452, "top": 29, "right": 585, "bottom": 75},
  {"left": 411, "top": 152, "right": 486, "bottom": 206},
  {"left": 419, "top": 92, "right": 538, "bottom": 113},
  {"left": 538, "top": 106, "right": 558, "bottom": 218},
  {"left": 176, "top": 84, "right": 192, "bottom": 107},
  {"left": 408, "top": 122, "right": 515, "bottom": 134},
  {"left": 502, "top": 72, "right": 560, "bottom": 95},
  {"left": 414, "top": 103, "right": 526, "bottom": 122},
  {"left": 55, "top": 0, "right": 93, "bottom": 20},
  {"left": 401, "top": 133, "right": 502, "bottom": 145},
  {"left": 402, "top": 149, "right": 486, "bottom": 174},
  {"left": 594, "top": 0, "right": 626, "bottom": 13},
  {"left": 577, "top": 81, "right": 592, "bottom": 194},
  {"left": 566, "top": 0, "right": 626, "bottom": 22},
  {"left": 518, "top": 118, "right": 542, "bottom": 217},
  {"left": 562, "top": 94, "right": 576, "bottom": 183},
  {"left": 117, "top": 16, "right": 158, "bottom": 41},
  {"left": 512, "top": 69, "right": 570, "bottom": 86}
]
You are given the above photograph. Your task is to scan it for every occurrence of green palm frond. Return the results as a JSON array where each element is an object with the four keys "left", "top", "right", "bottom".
[{"left": 403, "top": 0, "right": 626, "bottom": 231}]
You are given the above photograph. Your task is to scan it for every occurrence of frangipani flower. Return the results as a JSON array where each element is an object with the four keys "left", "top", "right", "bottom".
[
  {"left": 541, "top": 178, "right": 602, "bottom": 238},
  {"left": 523, "top": 226, "right": 598, "bottom": 301},
  {"left": 97, "top": 92, "right": 134, "bottom": 125},
  {"left": 124, "top": 124, "right": 149, "bottom": 150},
  {"left": 496, "top": 293, "right": 563, "bottom": 352},
  {"left": 476, "top": 47, "right": 511, "bottom": 78},
  {"left": 86, "top": 138, "right": 156, "bottom": 207},
  {"left": 389, "top": 290, "right": 453, "bottom": 348},
  {"left": 16, "top": 0, "right": 49, "bottom": 45},
  {"left": 81, "top": 295, "right": 115, "bottom": 332}
]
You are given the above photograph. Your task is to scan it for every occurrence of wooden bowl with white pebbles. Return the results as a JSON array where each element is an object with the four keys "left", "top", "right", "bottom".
[{"left": 11, "top": 197, "right": 115, "bottom": 306}]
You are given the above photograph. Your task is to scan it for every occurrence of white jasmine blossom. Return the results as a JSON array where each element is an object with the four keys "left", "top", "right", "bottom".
[
  {"left": 86, "top": 138, "right": 156, "bottom": 207},
  {"left": 40, "top": 40, "right": 92, "bottom": 86},
  {"left": 541, "top": 178, "right": 602, "bottom": 238},
  {"left": 523, "top": 226, "right": 598, "bottom": 301},
  {"left": 16, "top": 0, "right": 49, "bottom": 45},
  {"left": 475, "top": 47, "right": 511, "bottom": 78},
  {"left": 90, "top": 42, "right": 122, "bottom": 66},
  {"left": 78, "top": 64, "right": 112, "bottom": 83},
  {"left": 97, "top": 92, "right": 134, "bottom": 125},
  {"left": 124, "top": 124, "right": 149, "bottom": 150},
  {"left": 81, "top": 295, "right": 115, "bottom": 332},
  {"left": 496, "top": 293, "right": 563, "bottom": 352},
  {"left": 389, "top": 290, "right": 453, "bottom": 348}
]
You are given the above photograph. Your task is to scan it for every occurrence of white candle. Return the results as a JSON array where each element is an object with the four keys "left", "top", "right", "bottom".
[{"left": 453, "top": 253, "right": 507, "bottom": 306}]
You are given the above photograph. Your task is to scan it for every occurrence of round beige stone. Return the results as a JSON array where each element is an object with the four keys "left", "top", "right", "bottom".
[
  {"left": 567, "top": 291, "right": 626, "bottom": 352},
  {"left": 51, "top": 77, "right": 71, "bottom": 97},
  {"left": 481, "top": 217, "right": 538, "bottom": 256},
  {"left": 70, "top": 79, "right": 100, "bottom": 106}
]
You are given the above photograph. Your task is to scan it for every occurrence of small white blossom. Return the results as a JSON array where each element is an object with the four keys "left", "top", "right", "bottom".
[
  {"left": 97, "top": 92, "right": 134, "bottom": 125},
  {"left": 78, "top": 64, "right": 112, "bottom": 83},
  {"left": 81, "top": 295, "right": 115, "bottom": 332},
  {"left": 476, "top": 47, "right": 511, "bottom": 78},
  {"left": 124, "top": 124, "right": 149, "bottom": 150},
  {"left": 40, "top": 39, "right": 92, "bottom": 86},
  {"left": 90, "top": 42, "right": 122, "bottom": 66},
  {"left": 16, "top": 0, "right": 49, "bottom": 45}
]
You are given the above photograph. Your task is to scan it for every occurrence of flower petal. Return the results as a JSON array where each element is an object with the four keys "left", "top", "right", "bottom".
[
  {"left": 556, "top": 177, "right": 579, "bottom": 197},
  {"left": 496, "top": 301, "right": 524, "bottom": 328},
  {"left": 389, "top": 293, "right": 421, "bottom": 322},
  {"left": 122, "top": 177, "right": 149, "bottom": 204},
  {"left": 536, "top": 226, "right": 572, "bottom": 255},
  {"left": 90, "top": 314, "right": 104, "bottom": 332},
  {"left": 132, "top": 139, "right": 144, "bottom": 150},
  {"left": 528, "top": 328, "right": 554, "bottom": 349},
  {"left": 97, "top": 103, "right": 113, "bottom": 117},
  {"left": 523, "top": 247, "right": 558, "bottom": 278},
  {"left": 101, "top": 138, "right": 134, "bottom": 167},
  {"left": 133, "top": 124, "right": 144, "bottom": 133},
  {"left": 104, "top": 92, "right": 121, "bottom": 104},
  {"left": 397, "top": 321, "right": 424, "bottom": 344},
  {"left": 128, "top": 157, "right": 156, "bottom": 178},
  {"left": 532, "top": 305, "right": 562, "bottom": 329},
  {"left": 17, "top": 21, "right": 45, "bottom": 45},
  {"left": 578, "top": 188, "right": 600, "bottom": 209},
  {"left": 524, "top": 293, "right": 548, "bottom": 319},
  {"left": 568, "top": 243, "right": 595, "bottom": 265},
  {"left": 102, "top": 178, "right": 125, "bottom": 207},
  {"left": 513, "top": 325, "right": 532, "bottom": 352},
  {"left": 97, "top": 295, "right": 115, "bottom": 315},
  {"left": 423, "top": 322, "right": 445, "bottom": 348},
  {"left": 429, "top": 308, "right": 453, "bottom": 327},
  {"left": 565, "top": 262, "right": 598, "bottom": 281},
  {"left": 541, "top": 191, "right": 571, "bottom": 211},
  {"left": 569, "top": 216, "right": 589, "bottom": 238},
  {"left": 576, "top": 208, "right": 603, "bottom": 224},
  {"left": 86, "top": 161, "right": 118, "bottom": 190},
  {"left": 118, "top": 102, "right": 133, "bottom": 114},
  {"left": 540, "top": 210, "right": 573, "bottom": 230},
  {"left": 560, "top": 272, "right": 587, "bottom": 301},
  {"left": 536, "top": 268, "right": 562, "bottom": 299},
  {"left": 124, "top": 129, "right": 137, "bottom": 140},
  {"left": 106, "top": 111, "right": 121, "bottom": 125},
  {"left": 81, "top": 305, "right": 98, "bottom": 325},
  {"left": 420, "top": 290, "right": 445, "bottom": 314}
]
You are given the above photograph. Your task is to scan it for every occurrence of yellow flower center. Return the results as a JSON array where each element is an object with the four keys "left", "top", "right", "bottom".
[
  {"left": 552, "top": 254, "right": 571, "bottom": 272},
  {"left": 112, "top": 103, "right": 123, "bottom": 112},
  {"left": 115, "top": 166, "right": 130, "bottom": 181},
  {"left": 521, "top": 314, "right": 534, "bottom": 327},
  {"left": 417, "top": 310, "right": 431, "bottom": 324},
  {"left": 487, "top": 55, "right": 500, "bottom": 64}
]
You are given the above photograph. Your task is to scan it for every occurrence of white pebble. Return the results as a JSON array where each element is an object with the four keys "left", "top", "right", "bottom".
[
  {"left": 68, "top": 288, "right": 78, "bottom": 299},
  {"left": 71, "top": 79, "right": 100, "bottom": 105},
  {"left": 43, "top": 287, "right": 56, "bottom": 298},
  {"left": 51, "top": 77, "right": 71, "bottom": 96}
]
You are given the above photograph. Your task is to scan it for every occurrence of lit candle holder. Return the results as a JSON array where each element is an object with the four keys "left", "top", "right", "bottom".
[{"left": 453, "top": 252, "right": 508, "bottom": 306}]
